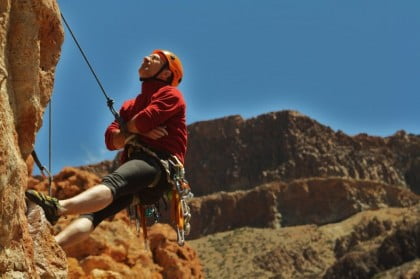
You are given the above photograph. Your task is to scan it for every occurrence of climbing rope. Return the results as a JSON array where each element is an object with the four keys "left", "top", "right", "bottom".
[
  {"left": 47, "top": 100, "right": 52, "bottom": 195},
  {"left": 60, "top": 13, "right": 126, "bottom": 131}
]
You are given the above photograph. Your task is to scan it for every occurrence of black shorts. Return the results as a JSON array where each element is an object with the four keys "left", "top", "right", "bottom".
[{"left": 81, "top": 153, "right": 170, "bottom": 227}]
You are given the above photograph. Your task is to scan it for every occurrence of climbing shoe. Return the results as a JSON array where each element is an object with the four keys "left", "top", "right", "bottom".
[{"left": 25, "top": 190, "right": 60, "bottom": 225}]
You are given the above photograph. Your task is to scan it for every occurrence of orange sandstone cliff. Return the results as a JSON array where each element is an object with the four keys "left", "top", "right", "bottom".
[{"left": 0, "top": 0, "right": 65, "bottom": 277}]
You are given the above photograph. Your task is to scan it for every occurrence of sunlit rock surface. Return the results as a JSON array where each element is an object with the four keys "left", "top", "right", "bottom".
[{"left": 0, "top": 0, "right": 64, "bottom": 277}]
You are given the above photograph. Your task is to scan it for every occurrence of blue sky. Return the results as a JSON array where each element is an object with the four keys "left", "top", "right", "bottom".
[{"left": 34, "top": 0, "right": 420, "bottom": 175}]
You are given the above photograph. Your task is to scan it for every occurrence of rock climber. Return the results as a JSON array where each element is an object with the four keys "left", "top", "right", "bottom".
[{"left": 26, "top": 49, "right": 187, "bottom": 249}]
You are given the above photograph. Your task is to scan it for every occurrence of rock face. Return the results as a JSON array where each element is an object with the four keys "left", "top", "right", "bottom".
[
  {"left": 187, "top": 178, "right": 420, "bottom": 239},
  {"left": 185, "top": 111, "right": 420, "bottom": 196},
  {"left": 0, "top": 0, "right": 64, "bottom": 278},
  {"left": 26, "top": 204, "right": 67, "bottom": 278}
]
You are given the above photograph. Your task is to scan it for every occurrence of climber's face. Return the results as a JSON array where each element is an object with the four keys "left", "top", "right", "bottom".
[{"left": 138, "top": 53, "right": 166, "bottom": 79}]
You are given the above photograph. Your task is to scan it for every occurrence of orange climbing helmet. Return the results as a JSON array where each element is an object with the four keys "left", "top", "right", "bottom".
[{"left": 153, "top": 49, "right": 184, "bottom": 87}]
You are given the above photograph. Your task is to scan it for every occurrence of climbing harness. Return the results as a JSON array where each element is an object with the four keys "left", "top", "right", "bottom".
[{"left": 126, "top": 138, "right": 194, "bottom": 246}]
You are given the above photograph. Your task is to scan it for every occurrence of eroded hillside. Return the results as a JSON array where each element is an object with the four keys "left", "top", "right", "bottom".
[{"left": 186, "top": 112, "right": 420, "bottom": 196}]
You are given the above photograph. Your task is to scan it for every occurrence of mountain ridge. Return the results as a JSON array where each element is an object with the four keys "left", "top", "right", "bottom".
[{"left": 185, "top": 110, "right": 420, "bottom": 196}]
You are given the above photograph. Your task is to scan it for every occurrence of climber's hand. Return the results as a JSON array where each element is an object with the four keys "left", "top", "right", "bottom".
[
  {"left": 140, "top": 126, "right": 168, "bottom": 140},
  {"left": 112, "top": 129, "right": 129, "bottom": 149}
]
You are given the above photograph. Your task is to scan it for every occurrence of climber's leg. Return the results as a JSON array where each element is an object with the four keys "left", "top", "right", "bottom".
[
  {"left": 56, "top": 194, "right": 133, "bottom": 249},
  {"left": 55, "top": 217, "right": 94, "bottom": 250},
  {"left": 59, "top": 184, "right": 113, "bottom": 215}
]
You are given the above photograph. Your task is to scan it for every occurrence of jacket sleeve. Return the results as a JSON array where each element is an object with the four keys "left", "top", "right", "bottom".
[
  {"left": 132, "top": 87, "right": 183, "bottom": 133},
  {"left": 104, "top": 120, "right": 119, "bottom": 150},
  {"left": 104, "top": 100, "right": 131, "bottom": 150}
]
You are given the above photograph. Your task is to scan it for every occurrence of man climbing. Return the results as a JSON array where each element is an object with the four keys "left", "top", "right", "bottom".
[{"left": 26, "top": 49, "right": 187, "bottom": 249}]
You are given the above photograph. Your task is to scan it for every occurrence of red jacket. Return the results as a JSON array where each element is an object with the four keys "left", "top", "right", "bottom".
[{"left": 105, "top": 80, "right": 187, "bottom": 164}]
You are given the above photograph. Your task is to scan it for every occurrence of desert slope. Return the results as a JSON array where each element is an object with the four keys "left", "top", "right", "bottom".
[{"left": 189, "top": 205, "right": 420, "bottom": 279}]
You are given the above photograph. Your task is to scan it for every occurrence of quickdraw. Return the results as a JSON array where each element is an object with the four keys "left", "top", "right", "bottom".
[
  {"left": 128, "top": 197, "right": 160, "bottom": 249},
  {"left": 31, "top": 150, "right": 53, "bottom": 196},
  {"left": 168, "top": 156, "right": 193, "bottom": 246}
]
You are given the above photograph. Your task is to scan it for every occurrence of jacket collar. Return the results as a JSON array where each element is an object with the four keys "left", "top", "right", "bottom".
[{"left": 141, "top": 79, "right": 168, "bottom": 94}]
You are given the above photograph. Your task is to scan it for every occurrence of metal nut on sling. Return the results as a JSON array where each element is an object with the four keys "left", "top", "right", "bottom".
[
  {"left": 177, "top": 228, "right": 185, "bottom": 246},
  {"left": 184, "top": 223, "right": 191, "bottom": 235}
]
